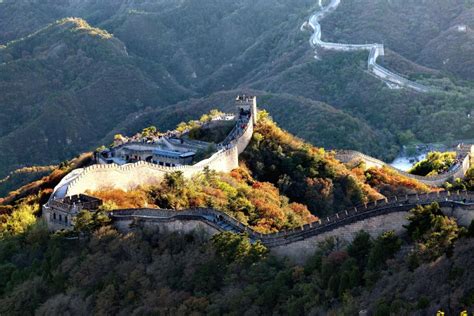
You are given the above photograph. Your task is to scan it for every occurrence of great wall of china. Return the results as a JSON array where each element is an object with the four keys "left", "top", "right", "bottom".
[
  {"left": 43, "top": 95, "right": 474, "bottom": 261},
  {"left": 111, "top": 191, "right": 474, "bottom": 262},
  {"left": 50, "top": 102, "right": 254, "bottom": 200},
  {"left": 335, "top": 145, "right": 474, "bottom": 186},
  {"left": 303, "top": 0, "right": 435, "bottom": 93},
  {"left": 43, "top": 97, "right": 257, "bottom": 231}
]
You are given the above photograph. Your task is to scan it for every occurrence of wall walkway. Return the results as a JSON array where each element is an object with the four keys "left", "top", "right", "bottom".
[
  {"left": 304, "top": 0, "right": 435, "bottom": 92},
  {"left": 109, "top": 190, "right": 474, "bottom": 261},
  {"left": 51, "top": 114, "right": 254, "bottom": 198},
  {"left": 335, "top": 145, "right": 473, "bottom": 186}
]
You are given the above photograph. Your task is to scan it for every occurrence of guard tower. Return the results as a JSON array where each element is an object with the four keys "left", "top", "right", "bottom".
[
  {"left": 235, "top": 95, "right": 257, "bottom": 124},
  {"left": 43, "top": 194, "right": 102, "bottom": 231}
]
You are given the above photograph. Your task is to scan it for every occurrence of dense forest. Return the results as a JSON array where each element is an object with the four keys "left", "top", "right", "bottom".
[
  {"left": 0, "top": 202, "right": 473, "bottom": 315},
  {"left": 86, "top": 114, "right": 433, "bottom": 220}
]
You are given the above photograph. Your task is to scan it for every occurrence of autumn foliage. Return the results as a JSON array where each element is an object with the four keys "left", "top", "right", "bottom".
[
  {"left": 360, "top": 166, "right": 433, "bottom": 196},
  {"left": 90, "top": 167, "right": 317, "bottom": 234},
  {"left": 241, "top": 115, "right": 383, "bottom": 216}
]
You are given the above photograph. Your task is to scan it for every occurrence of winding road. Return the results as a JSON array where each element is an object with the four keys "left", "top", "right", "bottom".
[{"left": 304, "top": 0, "right": 435, "bottom": 93}]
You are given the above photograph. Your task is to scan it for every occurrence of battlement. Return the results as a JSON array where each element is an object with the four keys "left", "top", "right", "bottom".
[
  {"left": 235, "top": 95, "right": 257, "bottom": 124},
  {"left": 50, "top": 194, "right": 102, "bottom": 212},
  {"left": 335, "top": 145, "right": 473, "bottom": 186},
  {"left": 108, "top": 190, "right": 474, "bottom": 262},
  {"left": 306, "top": 0, "right": 434, "bottom": 93},
  {"left": 44, "top": 96, "right": 257, "bottom": 230}
]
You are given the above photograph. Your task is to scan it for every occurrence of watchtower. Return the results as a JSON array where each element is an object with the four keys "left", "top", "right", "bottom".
[
  {"left": 43, "top": 194, "right": 103, "bottom": 231},
  {"left": 235, "top": 95, "right": 257, "bottom": 124}
]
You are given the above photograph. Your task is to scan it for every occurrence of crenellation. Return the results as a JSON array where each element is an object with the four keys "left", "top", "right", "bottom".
[
  {"left": 40, "top": 94, "right": 474, "bottom": 262},
  {"left": 44, "top": 95, "right": 257, "bottom": 231},
  {"left": 335, "top": 146, "right": 473, "bottom": 186},
  {"left": 306, "top": 0, "right": 434, "bottom": 92}
]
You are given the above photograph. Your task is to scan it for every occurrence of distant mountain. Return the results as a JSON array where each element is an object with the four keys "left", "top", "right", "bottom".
[
  {"left": 0, "top": 0, "right": 472, "bottom": 176},
  {"left": 100, "top": 90, "right": 394, "bottom": 158},
  {"left": 0, "top": 165, "right": 55, "bottom": 198},
  {"left": 0, "top": 18, "right": 190, "bottom": 177},
  {"left": 419, "top": 25, "right": 474, "bottom": 80}
]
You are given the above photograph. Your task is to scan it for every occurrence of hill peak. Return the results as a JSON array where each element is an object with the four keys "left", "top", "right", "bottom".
[
  {"left": 54, "top": 17, "right": 113, "bottom": 39},
  {"left": 0, "top": 17, "right": 126, "bottom": 63}
]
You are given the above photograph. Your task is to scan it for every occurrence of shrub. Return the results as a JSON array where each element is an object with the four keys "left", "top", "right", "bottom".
[{"left": 409, "top": 151, "right": 456, "bottom": 176}]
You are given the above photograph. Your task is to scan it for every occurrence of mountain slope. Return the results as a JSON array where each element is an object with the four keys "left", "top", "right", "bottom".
[
  {"left": 0, "top": 118, "right": 469, "bottom": 315},
  {"left": 0, "top": 18, "right": 191, "bottom": 177},
  {"left": 0, "top": 0, "right": 472, "bottom": 176},
  {"left": 419, "top": 25, "right": 474, "bottom": 80},
  {"left": 321, "top": 0, "right": 474, "bottom": 80},
  {"left": 96, "top": 90, "right": 395, "bottom": 157}
]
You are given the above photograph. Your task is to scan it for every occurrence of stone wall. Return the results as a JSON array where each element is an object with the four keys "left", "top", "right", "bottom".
[
  {"left": 271, "top": 203, "right": 473, "bottom": 263},
  {"left": 42, "top": 204, "right": 75, "bottom": 231},
  {"left": 335, "top": 145, "right": 473, "bottom": 186},
  {"left": 64, "top": 116, "right": 254, "bottom": 196},
  {"left": 114, "top": 217, "right": 220, "bottom": 237},
  {"left": 306, "top": 0, "right": 433, "bottom": 92},
  {"left": 270, "top": 211, "right": 409, "bottom": 263},
  {"left": 108, "top": 192, "right": 474, "bottom": 263}
]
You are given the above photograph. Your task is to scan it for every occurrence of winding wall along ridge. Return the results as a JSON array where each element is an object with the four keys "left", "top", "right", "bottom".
[
  {"left": 110, "top": 190, "right": 474, "bottom": 249},
  {"left": 335, "top": 145, "right": 473, "bottom": 186},
  {"left": 304, "top": 0, "right": 435, "bottom": 92},
  {"left": 54, "top": 114, "right": 254, "bottom": 198}
]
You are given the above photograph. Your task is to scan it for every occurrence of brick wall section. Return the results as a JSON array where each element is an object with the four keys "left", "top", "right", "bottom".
[
  {"left": 64, "top": 117, "right": 253, "bottom": 196},
  {"left": 306, "top": 0, "right": 434, "bottom": 92},
  {"left": 335, "top": 145, "right": 473, "bottom": 186},
  {"left": 109, "top": 191, "right": 474, "bottom": 262}
]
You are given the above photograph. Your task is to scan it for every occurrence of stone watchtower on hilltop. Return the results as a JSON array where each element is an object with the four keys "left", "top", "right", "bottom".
[
  {"left": 43, "top": 95, "right": 258, "bottom": 231},
  {"left": 235, "top": 95, "right": 257, "bottom": 124}
]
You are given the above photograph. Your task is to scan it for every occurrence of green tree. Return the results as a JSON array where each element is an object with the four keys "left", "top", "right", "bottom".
[
  {"left": 0, "top": 203, "right": 37, "bottom": 237},
  {"left": 347, "top": 230, "right": 373, "bottom": 270},
  {"left": 397, "top": 130, "right": 417, "bottom": 145},
  {"left": 164, "top": 171, "right": 185, "bottom": 191},
  {"left": 405, "top": 203, "right": 443, "bottom": 240},
  {"left": 409, "top": 151, "right": 456, "bottom": 176},
  {"left": 141, "top": 126, "right": 157, "bottom": 137},
  {"left": 74, "top": 210, "right": 110, "bottom": 233},
  {"left": 405, "top": 202, "right": 460, "bottom": 260},
  {"left": 211, "top": 232, "right": 267, "bottom": 264},
  {"left": 367, "top": 231, "right": 401, "bottom": 270}
]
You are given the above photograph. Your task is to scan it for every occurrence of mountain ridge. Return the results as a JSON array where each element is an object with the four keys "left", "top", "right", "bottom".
[{"left": 0, "top": 0, "right": 472, "bottom": 179}]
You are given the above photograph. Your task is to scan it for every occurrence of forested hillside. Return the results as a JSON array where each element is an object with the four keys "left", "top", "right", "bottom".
[
  {"left": 0, "top": 202, "right": 473, "bottom": 315},
  {"left": 322, "top": 0, "right": 474, "bottom": 80},
  {"left": 0, "top": 113, "right": 472, "bottom": 314},
  {"left": 0, "top": 0, "right": 472, "bottom": 180},
  {"left": 0, "top": 18, "right": 190, "bottom": 176}
]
